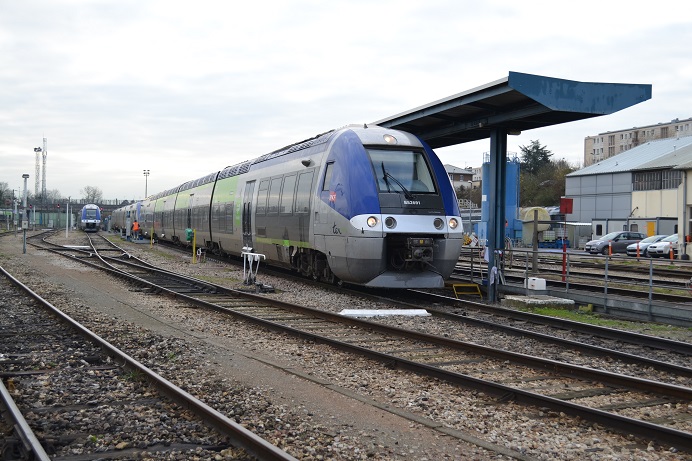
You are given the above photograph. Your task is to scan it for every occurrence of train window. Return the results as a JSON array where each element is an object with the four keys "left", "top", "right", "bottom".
[
  {"left": 368, "top": 149, "right": 435, "bottom": 194},
  {"left": 256, "top": 180, "right": 269, "bottom": 215},
  {"left": 280, "top": 174, "right": 297, "bottom": 214},
  {"left": 224, "top": 202, "right": 233, "bottom": 232},
  {"left": 267, "top": 177, "right": 282, "bottom": 215},
  {"left": 322, "top": 163, "right": 334, "bottom": 191},
  {"left": 295, "top": 170, "right": 314, "bottom": 213}
]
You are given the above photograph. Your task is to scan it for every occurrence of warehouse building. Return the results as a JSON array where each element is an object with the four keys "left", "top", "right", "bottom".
[{"left": 565, "top": 135, "right": 692, "bottom": 256}]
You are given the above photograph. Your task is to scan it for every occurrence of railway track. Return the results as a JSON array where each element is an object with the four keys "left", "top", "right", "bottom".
[
  {"left": 0, "top": 241, "right": 297, "bottom": 460},
  {"left": 30, "top": 232, "right": 692, "bottom": 453}
]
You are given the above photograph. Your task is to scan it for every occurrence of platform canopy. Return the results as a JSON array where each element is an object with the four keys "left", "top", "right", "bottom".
[
  {"left": 374, "top": 71, "right": 652, "bottom": 149},
  {"left": 372, "top": 71, "right": 652, "bottom": 303}
]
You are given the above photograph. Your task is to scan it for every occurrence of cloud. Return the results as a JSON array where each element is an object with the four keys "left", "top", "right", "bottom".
[{"left": 1, "top": 0, "right": 691, "bottom": 200}]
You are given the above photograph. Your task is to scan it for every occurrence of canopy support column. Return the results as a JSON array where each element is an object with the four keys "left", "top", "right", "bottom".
[{"left": 487, "top": 127, "right": 507, "bottom": 303}]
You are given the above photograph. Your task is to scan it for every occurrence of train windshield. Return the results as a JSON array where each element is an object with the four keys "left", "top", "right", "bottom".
[
  {"left": 85, "top": 209, "right": 98, "bottom": 218},
  {"left": 368, "top": 149, "right": 436, "bottom": 194}
]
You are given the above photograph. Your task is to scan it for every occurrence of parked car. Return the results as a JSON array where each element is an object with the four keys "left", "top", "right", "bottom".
[
  {"left": 646, "top": 234, "right": 679, "bottom": 258},
  {"left": 626, "top": 234, "right": 668, "bottom": 257},
  {"left": 584, "top": 231, "right": 647, "bottom": 255}
]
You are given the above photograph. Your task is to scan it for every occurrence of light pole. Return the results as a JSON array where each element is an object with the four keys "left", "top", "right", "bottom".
[
  {"left": 66, "top": 196, "right": 70, "bottom": 237},
  {"left": 143, "top": 169, "right": 150, "bottom": 198},
  {"left": 12, "top": 189, "right": 17, "bottom": 235},
  {"left": 22, "top": 174, "right": 29, "bottom": 254}
]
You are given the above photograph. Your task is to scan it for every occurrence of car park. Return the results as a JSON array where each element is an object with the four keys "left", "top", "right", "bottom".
[
  {"left": 626, "top": 234, "right": 667, "bottom": 257},
  {"left": 584, "top": 231, "right": 647, "bottom": 255},
  {"left": 646, "top": 234, "right": 679, "bottom": 258}
]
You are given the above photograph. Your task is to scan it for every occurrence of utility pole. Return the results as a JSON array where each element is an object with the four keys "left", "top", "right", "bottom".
[
  {"left": 22, "top": 174, "right": 29, "bottom": 254},
  {"left": 41, "top": 138, "right": 47, "bottom": 199},
  {"left": 143, "top": 169, "right": 150, "bottom": 198},
  {"left": 13, "top": 189, "right": 17, "bottom": 236}
]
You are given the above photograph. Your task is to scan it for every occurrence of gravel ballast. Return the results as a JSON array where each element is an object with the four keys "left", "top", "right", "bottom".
[{"left": 0, "top": 231, "right": 689, "bottom": 460}]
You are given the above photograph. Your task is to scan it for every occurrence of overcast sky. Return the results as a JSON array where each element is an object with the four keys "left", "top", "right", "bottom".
[{"left": 1, "top": 1, "right": 691, "bottom": 202}]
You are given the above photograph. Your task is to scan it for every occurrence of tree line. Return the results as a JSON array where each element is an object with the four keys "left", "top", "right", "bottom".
[
  {"left": 0, "top": 183, "right": 104, "bottom": 207},
  {"left": 459, "top": 140, "right": 578, "bottom": 208},
  {"left": 518, "top": 140, "right": 577, "bottom": 207}
]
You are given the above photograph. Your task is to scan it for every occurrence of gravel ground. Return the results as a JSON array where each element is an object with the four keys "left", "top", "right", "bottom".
[{"left": 0, "top": 230, "right": 690, "bottom": 460}]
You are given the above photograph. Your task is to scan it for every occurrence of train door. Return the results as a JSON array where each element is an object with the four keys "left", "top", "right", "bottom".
[
  {"left": 295, "top": 170, "right": 314, "bottom": 242},
  {"left": 242, "top": 181, "right": 255, "bottom": 249},
  {"left": 158, "top": 200, "right": 166, "bottom": 238}
]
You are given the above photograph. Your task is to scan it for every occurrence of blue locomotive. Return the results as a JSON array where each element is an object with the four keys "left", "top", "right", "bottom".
[
  {"left": 78, "top": 204, "right": 102, "bottom": 232},
  {"left": 112, "top": 125, "right": 463, "bottom": 287}
]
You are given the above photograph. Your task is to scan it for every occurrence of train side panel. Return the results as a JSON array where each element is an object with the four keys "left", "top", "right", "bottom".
[
  {"left": 252, "top": 163, "right": 321, "bottom": 267},
  {"left": 189, "top": 181, "right": 216, "bottom": 245},
  {"left": 154, "top": 190, "right": 179, "bottom": 242},
  {"left": 208, "top": 174, "right": 241, "bottom": 255},
  {"left": 140, "top": 199, "right": 156, "bottom": 238}
]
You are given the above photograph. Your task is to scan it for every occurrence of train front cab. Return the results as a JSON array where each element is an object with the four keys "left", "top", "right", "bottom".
[
  {"left": 315, "top": 127, "right": 463, "bottom": 288},
  {"left": 80, "top": 205, "right": 101, "bottom": 232}
]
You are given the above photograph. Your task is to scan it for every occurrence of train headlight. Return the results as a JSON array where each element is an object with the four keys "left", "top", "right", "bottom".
[
  {"left": 367, "top": 216, "right": 379, "bottom": 227},
  {"left": 433, "top": 218, "right": 444, "bottom": 230},
  {"left": 384, "top": 216, "right": 397, "bottom": 229},
  {"left": 448, "top": 218, "right": 459, "bottom": 230},
  {"left": 383, "top": 134, "right": 398, "bottom": 144}
]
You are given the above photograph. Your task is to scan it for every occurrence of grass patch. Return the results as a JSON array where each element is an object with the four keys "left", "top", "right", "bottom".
[
  {"left": 147, "top": 249, "right": 180, "bottom": 260},
  {"left": 123, "top": 369, "right": 144, "bottom": 382},
  {"left": 523, "top": 306, "right": 692, "bottom": 335}
]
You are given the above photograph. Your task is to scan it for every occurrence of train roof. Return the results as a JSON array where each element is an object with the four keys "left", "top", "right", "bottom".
[{"left": 148, "top": 124, "right": 422, "bottom": 198}]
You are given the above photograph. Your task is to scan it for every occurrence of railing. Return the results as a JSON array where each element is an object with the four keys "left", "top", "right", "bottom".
[{"left": 460, "top": 245, "right": 692, "bottom": 323}]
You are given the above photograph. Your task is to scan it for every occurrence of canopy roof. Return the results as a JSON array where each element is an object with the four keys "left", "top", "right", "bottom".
[{"left": 374, "top": 71, "right": 652, "bottom": 149}]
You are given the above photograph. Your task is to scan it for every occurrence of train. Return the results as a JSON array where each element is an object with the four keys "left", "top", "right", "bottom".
[
  {"left": 112, "top": 124, "right": 464, "bottom": 288},
  {"left": 78, "top": 204, "right": 102, "bottom": 232}
]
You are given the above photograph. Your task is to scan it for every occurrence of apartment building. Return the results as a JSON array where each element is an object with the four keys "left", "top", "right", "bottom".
[{"left": 584, "top": 117, "right": 692, "bottom": 166}]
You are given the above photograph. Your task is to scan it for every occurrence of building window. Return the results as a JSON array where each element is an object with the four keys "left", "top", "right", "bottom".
[{"left": 633, "top": 170, "right": 682, "bottom": 191}]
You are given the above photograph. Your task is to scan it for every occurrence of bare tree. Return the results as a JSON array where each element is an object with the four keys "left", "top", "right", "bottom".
[
  {"left": 0, "top": 182, "right": 10, "bottom": 206},
  {"left": 44, "top": 189, "right": 63, "bottom": 203},
  {"left": 80, "top": 186, "right": 103, "bottom": 204}
]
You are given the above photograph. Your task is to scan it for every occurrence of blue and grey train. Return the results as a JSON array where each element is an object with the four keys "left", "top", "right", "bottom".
[
  {"left": 78, "top": 204, "right": 102, "bottom": 232},
  {"left": 112, "top": 124, "right": 463, "bottom": 288}
]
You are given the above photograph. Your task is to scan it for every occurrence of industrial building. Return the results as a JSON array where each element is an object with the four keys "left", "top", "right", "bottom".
[{"left": 566, "top": 134, "right": 692, "bottom": 255}]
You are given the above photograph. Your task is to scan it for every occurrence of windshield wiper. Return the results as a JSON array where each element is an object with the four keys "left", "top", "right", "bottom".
[{"left": 381, "top": 162, "right": 414, "bottom": 200}]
